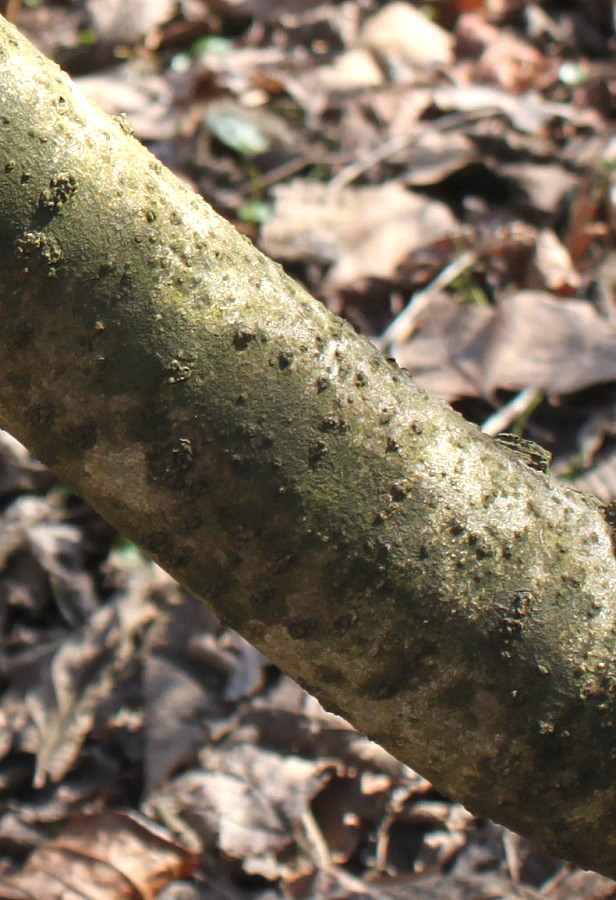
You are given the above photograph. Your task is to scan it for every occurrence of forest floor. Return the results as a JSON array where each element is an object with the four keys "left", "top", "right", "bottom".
[{"left": 0, "top": 0, "right": 615, "bottom": 897}]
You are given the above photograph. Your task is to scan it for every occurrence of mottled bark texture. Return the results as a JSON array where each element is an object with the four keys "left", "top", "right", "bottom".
[{"left": 0, "top": 15, "right": 615, "bottom": 876}]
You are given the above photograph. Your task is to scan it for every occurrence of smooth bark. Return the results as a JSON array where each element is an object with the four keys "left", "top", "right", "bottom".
[{"left": 0, "top": 16, "right": 615, "bottom": 876}]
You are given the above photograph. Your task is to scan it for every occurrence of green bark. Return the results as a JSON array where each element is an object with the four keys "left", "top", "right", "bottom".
[{"left": 1, "top": 16, "right": 615, "bottom": 876}]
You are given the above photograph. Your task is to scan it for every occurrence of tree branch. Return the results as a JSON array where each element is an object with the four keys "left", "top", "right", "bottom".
[{"left": 0, "top": 16, "right": 615, "bottom": 876}]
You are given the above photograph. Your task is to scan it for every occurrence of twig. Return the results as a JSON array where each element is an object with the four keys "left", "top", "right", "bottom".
[
  {"left": 375, "top": 248, "right": 478, "bottom": 352},
  {"left": 328, "top": 133, "right": 414, "bottom": 193},
  {"left": 481, "top": 387, "right": 544, "bottom": 437}
]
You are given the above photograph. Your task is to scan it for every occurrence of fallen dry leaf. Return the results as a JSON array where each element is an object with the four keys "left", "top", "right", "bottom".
[
  {"left": 498, "top": 162, "right": 578, "bottom": 216},
  {"left": 394, "top": 295, "right": 491, "bottom": 400},
  {"left": 314, "top": 47, "right": 385, "bottom": 92},
  {"left": 141, "top": 593, "right": 259, "bottom": 794},
  {"left": 0, "top": 811, "right": 197, "bottom": 900},
  {"left": 397, "top": 291, "right": 616, "bottom": 401},
  {"left": 455, "top": 12, "right": 548, "bottom": 92},
  {"left": 145, "top": 741, "right": 336, "bottom": 877},
  {"left": 526, "top": 229, "right": 580, "bottom": 294},
  {"left": 359, "top": 2, "right": 454, "bottom": 67},
  {"left": 85, "top": 0, "right": 176, "bottom": 44},
  {"left": 483, "top": 291, "right": 616, "bottom": 396},
  {"left": 432, "top": 84, "right": 601, "bottom": 134},
  {"left": 399, "top": 130, "right": 478, "bottom": 187},
  {"left": 573, "top": 448, "right": 616, "bottom": 504},
  {"left": 311, "top": 773, "right": 391, "bottom": 864},
  {"left": 261, "top": 180, "right": 460, "bottom": 289},
  {"left": 75, "top": 64, "right": 178, "bottom": 141},
  {"left": 0, "top": 492, "right": 98, "bottom": 627},
  {"left": 23, "top": 563, "right": 163, "bottom": 786}
]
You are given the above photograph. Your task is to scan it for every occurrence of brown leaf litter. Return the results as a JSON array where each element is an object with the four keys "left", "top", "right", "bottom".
[{"left": 1, "top": 0, "right": 616, "bottom": 897}]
